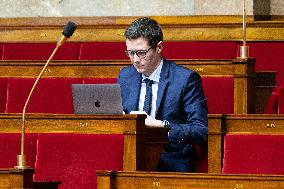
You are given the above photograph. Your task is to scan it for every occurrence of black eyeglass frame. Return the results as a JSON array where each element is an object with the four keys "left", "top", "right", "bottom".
[{"left": 125, "top": 47, "right": 152, "bottom": 58}]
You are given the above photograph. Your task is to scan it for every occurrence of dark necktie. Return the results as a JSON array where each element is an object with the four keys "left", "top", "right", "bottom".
[{"left": 143, "top": 78, "right": 153, "bottom": 115}]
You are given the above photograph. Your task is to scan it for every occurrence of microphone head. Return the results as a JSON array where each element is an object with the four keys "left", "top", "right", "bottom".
[{"left": 62, "top": 21, "right": 77, "bottom": 38}]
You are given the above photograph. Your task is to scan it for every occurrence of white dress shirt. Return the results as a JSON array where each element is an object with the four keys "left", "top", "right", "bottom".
[{"left": 138, "top": 59, "right": 163, "bottom": 117}]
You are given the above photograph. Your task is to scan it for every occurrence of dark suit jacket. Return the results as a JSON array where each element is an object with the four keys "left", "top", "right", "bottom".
[{"left": 118, "top": 59, "right": 208, "bottom": 172}]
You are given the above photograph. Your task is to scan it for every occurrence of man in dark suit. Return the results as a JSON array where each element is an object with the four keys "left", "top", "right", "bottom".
[{"left": 118, "top": 17, "right": 208, "bottom": 172}]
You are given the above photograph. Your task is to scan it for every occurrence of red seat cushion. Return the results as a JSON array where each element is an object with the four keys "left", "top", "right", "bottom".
[
  {"left": 222, "top": 134, "right": 284, "bottom": 175},
  {"left": 2, "top": 43, "right": 81, "bottom": 60},
  {"left": 5, "top": 78, "right": 83, "bottom": 113},
  {"left": 34, "top": 133, "right": 124, "bottom": 189},
  {"left": 202, "top": 76, "right": 234, "bottom": 114}
]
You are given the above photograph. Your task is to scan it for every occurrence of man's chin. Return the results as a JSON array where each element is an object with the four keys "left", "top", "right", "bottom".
[{"left": 136, "top": 68, "right": 145, "bottom": 74}]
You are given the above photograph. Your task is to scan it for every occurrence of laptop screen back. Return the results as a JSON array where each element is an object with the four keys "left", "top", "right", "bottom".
[{"left": 72, "top": 84, "right": 123, "bottom": 114}]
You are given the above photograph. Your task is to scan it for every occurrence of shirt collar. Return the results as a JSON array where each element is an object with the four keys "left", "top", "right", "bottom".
[{"left": 142, "top": 59, "right": 163, "bottom": 83}]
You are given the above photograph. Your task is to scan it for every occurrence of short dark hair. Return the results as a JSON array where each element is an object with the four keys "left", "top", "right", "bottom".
[{"left": 124, "top": 17, "right": 163, "bottom": 48}]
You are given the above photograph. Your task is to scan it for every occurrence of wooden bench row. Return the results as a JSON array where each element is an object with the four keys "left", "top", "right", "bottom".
[
  {"left": 0, "top": 113, "right": 283, "bottom": 173},
  {"left": 0, "top": 59, "right": 276, "bottom": 114},
  {"left": 0, "top": 113, "right": 283, "bottom": 188}
]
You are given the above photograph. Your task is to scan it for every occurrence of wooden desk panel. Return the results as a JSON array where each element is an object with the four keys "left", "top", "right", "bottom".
[
  {"left": 224, "top": 114, "right": 284, "bottom": 133},
  {"left": 0, "top": 59, "right": 252, "bottom": 78},
  {"left": 96, "top": 171, "right": 284, "bottom": 189}
]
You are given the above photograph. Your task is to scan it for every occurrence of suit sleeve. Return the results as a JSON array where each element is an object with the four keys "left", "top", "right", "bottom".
[{"left": 168, "top": 71, "right": 208, "bottom": 145}]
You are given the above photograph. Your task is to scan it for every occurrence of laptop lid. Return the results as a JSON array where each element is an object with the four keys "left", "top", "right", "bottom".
[{"left": 72, "top": 84, "right": 123, "bottom": 114}]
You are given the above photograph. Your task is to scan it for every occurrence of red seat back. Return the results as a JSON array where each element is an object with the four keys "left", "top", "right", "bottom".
[
  {"left": 34, "top": 133, "right": 124, "bottom": 189},
  {"left": 0, "top": 78, "right": 8, "bottom": 112},
  {"left": 0, "top": 133, "right": 38, "bottom": 168},
  {"left": 202, "top": 76, "right": 234, "bottom": 114},
  {"left": 79, "top": 42, "right": 126, "bottom": 60},
  {"left": 5, "top": 78, "right": 83, "bottom": 114},
  {"left": 163, "top": 41, "right": 238, "bottom": 59},
  {"left": 2, "top": 43, "right": 81, "bottom": 60}
]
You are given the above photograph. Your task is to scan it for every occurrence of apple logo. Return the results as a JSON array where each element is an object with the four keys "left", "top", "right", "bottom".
[{"left": 95, "top": 100, "right": 101, "bottom": 107}]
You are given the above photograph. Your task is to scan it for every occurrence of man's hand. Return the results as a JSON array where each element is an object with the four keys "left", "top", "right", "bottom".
[
  {"left": 130, "top": 111, "right": 164, "bottom": 128},
  {"left": 145, "top": 114, "right": 164, "bottom": 128}
]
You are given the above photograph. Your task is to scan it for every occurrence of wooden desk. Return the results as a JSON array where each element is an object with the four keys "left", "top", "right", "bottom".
[{"left": 96, "top": 171, "right": 284, "bottom": 189}]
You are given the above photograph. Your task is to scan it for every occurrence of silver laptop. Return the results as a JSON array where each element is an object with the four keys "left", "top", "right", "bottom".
[{"left": 72, "top": 84, "right": 123, "bottom": 114}]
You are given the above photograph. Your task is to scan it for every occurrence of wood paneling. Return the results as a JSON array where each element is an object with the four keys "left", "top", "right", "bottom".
[
  {"left": 96, "top": 171, "right": 284, "bottom": 189},
  {"left": 0, "top": 16, "right": 283, "bottom": 42}
]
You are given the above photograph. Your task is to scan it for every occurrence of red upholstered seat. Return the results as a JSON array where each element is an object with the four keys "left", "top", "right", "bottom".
[
  {"left": 202, "top": 76, "right": 234, "bottom": 114},
  {"left": 249, "top": 42, "right": 284, "bottom": 71},
  {"left": 0, "top": 133, "right": 38, "bottom": 168},
  {"left": 5, "top": 78, "right": 83, "bottom": 114},
  {"left": 79, "top": 42, "right": 126, "bottom": 60},
  {"left": 249, "top": 42, "right": 284, "bottom": 88},
  {"left": 79, "top": 41, "right": 238, "bottom": 60},
  {"left": 34, "top": 133, "right": 124, "bottom": 189},
  {"left": 0, "top": 78, "right": 8, "bottom": 113},
  {"left": 222, "top": 134, "right": 284, "bottom": 175},
  {"left": 2, "top": 43, "right": 81, "bottom": 60}
]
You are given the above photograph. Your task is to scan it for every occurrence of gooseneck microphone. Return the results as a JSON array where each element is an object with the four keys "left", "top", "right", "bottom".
[{"left": 16, "top": 21, "right": 77, "bottom": 169}]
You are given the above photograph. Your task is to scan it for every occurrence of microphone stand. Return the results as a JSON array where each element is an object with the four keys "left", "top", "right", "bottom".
[
  {"left": 239, "top": 0, "right": 249, "bottom": 59},
  {"left": 15, "top": 36, "right": 68, "bottom": 169}
]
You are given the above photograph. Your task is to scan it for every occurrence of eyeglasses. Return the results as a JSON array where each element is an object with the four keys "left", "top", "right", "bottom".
[{"left": 125, "top": 47, "right": 152, "bottom": 58}]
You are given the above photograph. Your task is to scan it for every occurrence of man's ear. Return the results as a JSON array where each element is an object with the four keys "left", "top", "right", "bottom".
[{"left": 156, "top": 41, "right": 163, "bottom": 53}]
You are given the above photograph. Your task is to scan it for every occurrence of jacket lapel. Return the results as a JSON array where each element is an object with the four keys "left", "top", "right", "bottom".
[
  {"left": 127, "top": 72, "right": 142, "bottom": 111},
  {"left": 155, "top": 59, "right": 170, "bottom": 116}
]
